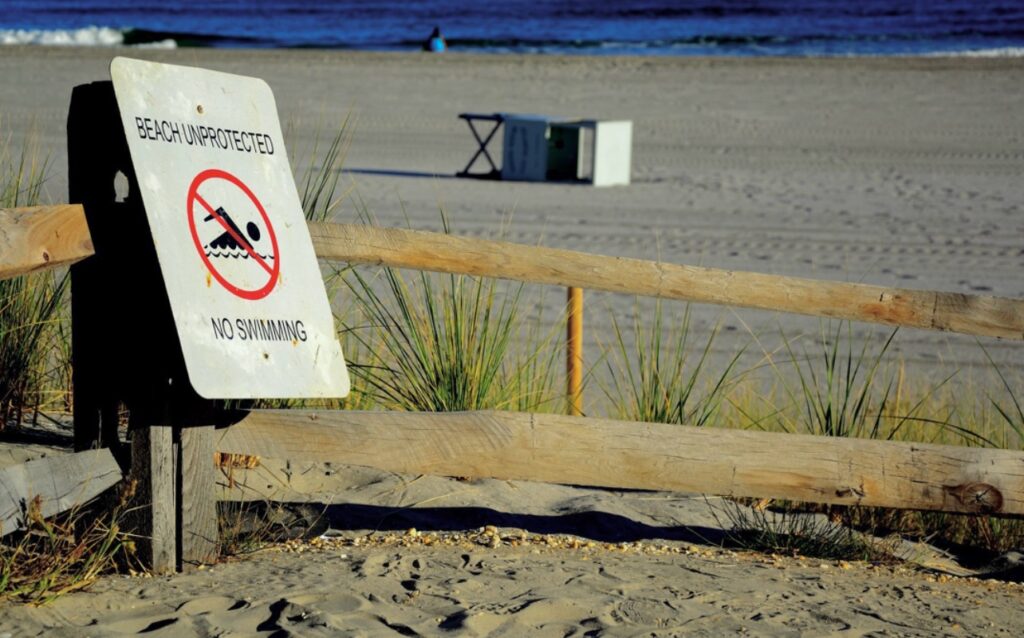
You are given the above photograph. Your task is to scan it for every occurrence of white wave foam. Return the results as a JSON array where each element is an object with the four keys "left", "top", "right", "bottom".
[
  {"left": 0, "top": 26, "right": 175, "bottom": 48},
  {"left": 928, "top": 47, "right": 1024, "bottom": 58},
  {"left": 1, "top": 26, "right": 122, "bottom": 46}
]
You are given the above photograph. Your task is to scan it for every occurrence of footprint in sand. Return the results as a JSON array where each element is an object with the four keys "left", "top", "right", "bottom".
[
  {"left": 176, "top": 595, "right": 249, "bottom": 615},
  {"left": 289, "top": 592, "right": 368, "bottom": 615},
  {"left": 101, "top": 616, "right": 181, "bottom": 635}
]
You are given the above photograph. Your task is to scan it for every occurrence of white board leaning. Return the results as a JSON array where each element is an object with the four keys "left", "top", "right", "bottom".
[{"left": 110, "top": 57, "right": 349, "bottom": 399}]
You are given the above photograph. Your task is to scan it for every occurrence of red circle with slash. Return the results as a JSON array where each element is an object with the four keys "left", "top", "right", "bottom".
[{"left": 187, "top": 168, "right": 280, "bottom": 300}]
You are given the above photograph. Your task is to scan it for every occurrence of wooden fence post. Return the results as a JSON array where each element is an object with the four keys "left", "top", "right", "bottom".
[
  {"left": 567, "top": 287, "right": 584, "bottom": 416},
  {"left": 68, "top": 81, "right": 223, "bottom": 572},
  {"left": 129, "top": 426, "right": 176, "bottom": 573},
  {"left": 179, "top": 426, "right": 219, "bottom": 566},
  {"left": 68, "top": 81, "right": 130, "bottom": 455}
]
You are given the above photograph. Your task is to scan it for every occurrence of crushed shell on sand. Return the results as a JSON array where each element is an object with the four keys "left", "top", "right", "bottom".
[{"left": 244, "top": 527, "right": 1024, "bottom": 591}]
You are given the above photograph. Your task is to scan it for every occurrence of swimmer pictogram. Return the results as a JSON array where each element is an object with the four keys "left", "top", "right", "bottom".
[
  {"left": 204, "top": 206, "right": 272, "bottom": 260},
  {"left": 187, "top": 168, "right": 280, "bottom": 300}
]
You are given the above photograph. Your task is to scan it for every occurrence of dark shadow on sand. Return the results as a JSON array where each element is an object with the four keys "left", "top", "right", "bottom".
[
  {"left": 343, "top": 168, "right": 459, "bottom": 180},
  {"left": 323, "top": 503, "right": 727, "bottom": 545}
]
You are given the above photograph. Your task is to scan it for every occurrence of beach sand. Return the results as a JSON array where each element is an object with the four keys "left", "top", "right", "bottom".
[
  {"left": 1, "top": 449, "right": 1024, "bottom": 635},
  {"left": 4, "top": 522, "right": 1023, "bottom": 636},
  {"left": 1, "top": 48, "right": 1023, "bottom": 634}
]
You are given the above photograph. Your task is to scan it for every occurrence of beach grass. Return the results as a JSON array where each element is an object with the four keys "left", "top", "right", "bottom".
[
  {"left": 712, "top": 498, "right": 894, "bottom": 563},
  {"left": 219, "top": 501, "right": 328, "bottom": 558},
  {"left": 980, "top": 343, "right": 1024, "bottom": 445},
  {"left": 712, "top": 323, "right": 1024, "bottom": 558},
  {"left": 342, "top": 249, "right": 559, "bottom": 413},
  {"left": 0, "top": 135, "right": 136, "bottom": 605},
  {"left": 295, "top": 114, "right": 354, "bottom": 225},
  {"left": 600, "top": 299, "right": 745, "bottom": 426},
  {"left": 0, "top": 485, "right": 136, "bottom": 604},
  {"left": 772, "top": 323, "right": 983, "bottom": 445},
  {"left": 0, "top": 135, "right": 69, "bottom": 428}
]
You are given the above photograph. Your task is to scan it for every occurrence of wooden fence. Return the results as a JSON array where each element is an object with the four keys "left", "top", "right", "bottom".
[
  {"left": 1, "top": 203, "right": 1023, "bottom": 571},
  {"left": 0, "top": 204, "right": 94, "bottom": 280}
]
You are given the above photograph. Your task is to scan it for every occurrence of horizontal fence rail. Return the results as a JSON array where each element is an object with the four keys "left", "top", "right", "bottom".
[
  {"left": 0, "top": 205, "right": 94, "bottom": 280},
  {"left": 219, "top": 410, "right": 1024, "bottom": 516},
  {"left": 0, "top": 449, "right": 122, "bottom": 537},
  {"left": 309, "top": 222, "right": 1024, "bottom": 341},
  {"left": 3, "top": 205, "right": 1022, "bottom": 341}
]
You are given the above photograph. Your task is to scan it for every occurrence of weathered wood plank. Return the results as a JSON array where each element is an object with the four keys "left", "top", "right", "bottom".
[
  {"left": 0, "top": 205, "right": 94, "bottom": 281},
  {"left": 217, "top": 410, "right": 1024, "bottom": 516},
  {"left": 6, "top": 211, "right": 1018, "bottom": 339},
  {"left": 215, "top": 457, "right": 345, "bottom": 504},
  {"left": 0, "top": 448, "right": 121, "bottom": 537},
  {"left": 309, "top": 222, "right": 1024, "bottom": 341},
  {"left": 179, "top": 426, "right": 218, "bottom": 567},
  {"left": 129, "top": 426, "right": 176, "bottom": 573}
]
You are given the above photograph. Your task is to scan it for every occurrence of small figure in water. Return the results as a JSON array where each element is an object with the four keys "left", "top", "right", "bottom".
[{"left": 424, "top": 26, "right": 447, "bottom": 52}]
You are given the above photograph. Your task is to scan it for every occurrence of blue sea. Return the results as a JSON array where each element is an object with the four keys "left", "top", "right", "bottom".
[{"left": 2, "top": 0, "right": 1023, "bottom": 57}]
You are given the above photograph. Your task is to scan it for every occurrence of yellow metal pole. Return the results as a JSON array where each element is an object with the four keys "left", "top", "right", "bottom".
[{"left": 567, "top": 286, "right": 584, "bottom": 416}]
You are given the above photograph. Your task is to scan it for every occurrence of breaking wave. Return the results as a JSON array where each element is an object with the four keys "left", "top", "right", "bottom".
[
  {"left": 0, "top": 26, "right": 176, "bottom": 48},
  {"left": 931, "top": 47, "right": 1024, "bottom": 57}
]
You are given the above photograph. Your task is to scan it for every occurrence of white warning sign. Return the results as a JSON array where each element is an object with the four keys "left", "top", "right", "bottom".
[{"left": 111, "top": 57, "right": 349, "bottom": 399}]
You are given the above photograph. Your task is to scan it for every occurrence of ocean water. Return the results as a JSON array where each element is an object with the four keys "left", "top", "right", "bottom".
[{"left": 1, "top": 0, "right": 1023, "bottom": 57}]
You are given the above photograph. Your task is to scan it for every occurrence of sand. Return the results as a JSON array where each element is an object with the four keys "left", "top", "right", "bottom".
[
  {"left": 3, "top": 528, "right": 1023, "bottom": 636},
  {"left": 1, "top": 48, "right": 1023, "bottom": 634},
  {"left": 2, "top": 451, "right": 1024, "bottom": 635}
]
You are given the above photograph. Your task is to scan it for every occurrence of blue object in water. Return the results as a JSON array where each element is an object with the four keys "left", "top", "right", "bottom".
[{"left": 428, "top": 36, "right": 446, "bottom": 52}]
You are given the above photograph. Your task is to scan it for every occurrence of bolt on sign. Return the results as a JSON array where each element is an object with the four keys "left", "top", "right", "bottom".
[{"left": 110, "top": 57, "right": 349, "bottom": 399}]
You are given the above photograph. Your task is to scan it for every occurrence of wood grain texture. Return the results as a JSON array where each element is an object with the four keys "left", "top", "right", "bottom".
[
  {"left": 179, "top": 426, "right": 219, "bottom": 567},
  {"left": 3, "top": 211, "right": 1017, "bottom": 339},
  {"left": 0, "top": 205, "right": 94, "bottom": 280},
  {"left": 129, "top": 426, "right": 176, "bottom": 573},
  {"left": 215, "top": 458, "right": 346, "bottom": 504},
  {"left": 309, "top": 222, "right": 1024, "bottom": 340},
  {"left": 0, "top": 449, "right": 121, "bottom": 537},
  {"left": 218, "top": 410, "right": 1024, "bottom": 516},
  {"left": 567, "top": 287, "right": 584, "bottom": 416}
]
